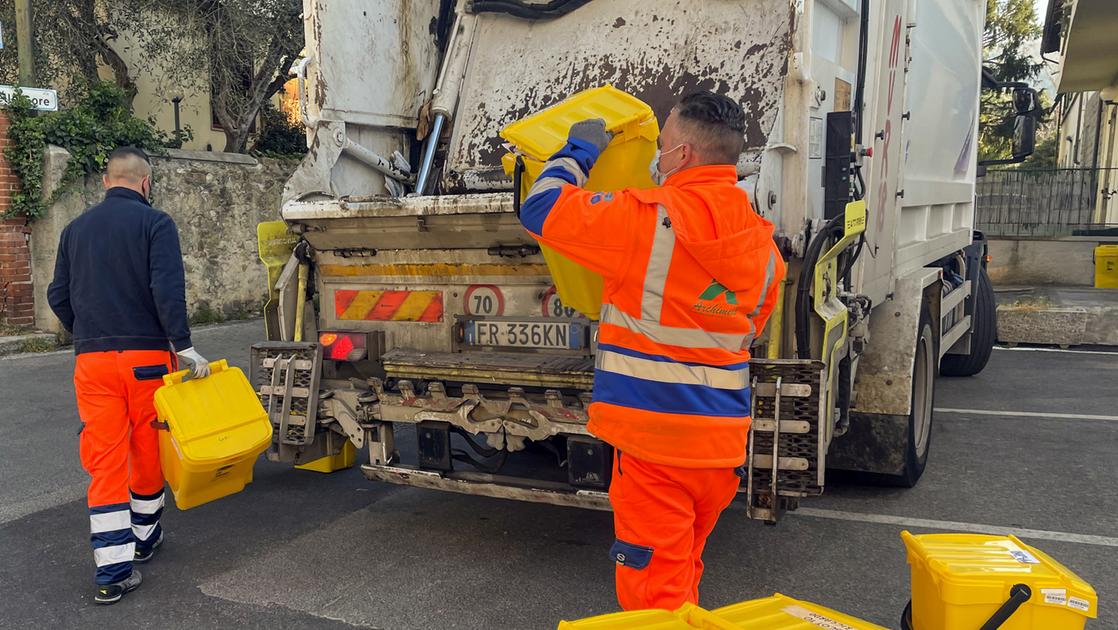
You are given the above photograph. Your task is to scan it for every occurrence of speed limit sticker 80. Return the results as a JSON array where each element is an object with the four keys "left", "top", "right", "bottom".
[
  {"left": 541, "top": 287, "right": 578, "bottom": 318},
  {"left": 464, "top": 285, "right": 505, "bottom": 316}
]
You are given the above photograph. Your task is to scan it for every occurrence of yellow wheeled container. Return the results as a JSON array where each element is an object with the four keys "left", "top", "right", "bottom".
[
  {"left": 295, "top": 440, "right": 357, "bottom": 473},
  {"left": 557, "top": 595, "right": 888, "bottom": 629},
  {"left": 901, "top": 531, "right": 1097, "bottom": 630},
  {"left": 502, "top": 85, "right": 660, "bottom": 320},
  {"left": 153, "top": 360, "right": 273, "bottom": 510},
  {"left": 1095, "top": 244, "right": 1118, "bottom": 288}
]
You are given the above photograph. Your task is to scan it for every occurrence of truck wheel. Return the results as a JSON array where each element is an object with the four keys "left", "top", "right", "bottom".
[
  {"left": 940, "top": 267, "right": 996, "bottom": 377},
  {"left": 894, "top": 305, "right": 937, "bottom": 487}
]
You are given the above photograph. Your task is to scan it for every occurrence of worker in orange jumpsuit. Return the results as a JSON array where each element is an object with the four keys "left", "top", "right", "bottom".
[
  {"left": 47, "top": 147, "right": 211, "bottom": 605},
  {"left": 519, "top": 91, "right": 785, "bottom": 610}
]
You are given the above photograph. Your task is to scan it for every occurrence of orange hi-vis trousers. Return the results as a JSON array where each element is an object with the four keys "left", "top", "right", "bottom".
[
  {"left": 608, "top": 450, "right": 740, "bottom": 611},
  {"left": 75, "top": 350, "right": 173, "bottom": 584}
]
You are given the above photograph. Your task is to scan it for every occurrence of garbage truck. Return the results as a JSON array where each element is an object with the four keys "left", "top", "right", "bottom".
[{"left": 254, "top": 0, "right": 1039, "bottom": 522}]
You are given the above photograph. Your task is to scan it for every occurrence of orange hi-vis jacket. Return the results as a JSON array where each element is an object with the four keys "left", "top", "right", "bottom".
[{"left": 519, "top": 139, "right": 786, "bottom": 469}]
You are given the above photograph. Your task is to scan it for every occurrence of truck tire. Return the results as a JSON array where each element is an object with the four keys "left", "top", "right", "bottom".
[
  {"left": 939, "top": 267, "right": 996, "bottom": 377},
  {"left": 894, "top": 305, "right": 937, "bottom": 487}
]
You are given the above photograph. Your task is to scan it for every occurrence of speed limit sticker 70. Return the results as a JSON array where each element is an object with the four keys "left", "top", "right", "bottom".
[
  {"left": 541, "top": 287, "right": 577, "bottom": 318},
  {"left": 464, "top": 285, "right": 505, "bottom": 316}
]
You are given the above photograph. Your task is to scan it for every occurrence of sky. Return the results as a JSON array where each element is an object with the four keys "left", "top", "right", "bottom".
[{"left": 1030, "top": 0, "right": 1057, "bottom": 94}]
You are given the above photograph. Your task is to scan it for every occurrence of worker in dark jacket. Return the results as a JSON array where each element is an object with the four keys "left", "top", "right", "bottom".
[{"left": 48, "top": 147, "right": 210, "bottom": 605}]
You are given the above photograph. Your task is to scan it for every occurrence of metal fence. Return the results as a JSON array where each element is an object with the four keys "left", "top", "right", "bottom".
[{"left": 975, "top": 168, "right": 1118, "bottom": 238}]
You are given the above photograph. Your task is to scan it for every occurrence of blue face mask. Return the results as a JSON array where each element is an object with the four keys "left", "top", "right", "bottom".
[{"left": 649, "top": 144, "right": 684, "bottom": 185}]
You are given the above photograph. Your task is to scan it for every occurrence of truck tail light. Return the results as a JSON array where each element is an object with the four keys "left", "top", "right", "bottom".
[{"left": 319, "top": 331, "right": 367, "bottom": 361}]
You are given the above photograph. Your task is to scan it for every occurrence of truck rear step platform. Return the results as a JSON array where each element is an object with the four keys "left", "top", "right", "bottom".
[{"left": 382, "top": 349, "right": 594, "bottom": 390}]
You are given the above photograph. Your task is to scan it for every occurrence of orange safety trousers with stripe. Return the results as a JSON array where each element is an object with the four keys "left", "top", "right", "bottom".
[
  {"left": 75, "top": 350, "right": 173, "bottom": 584},
  {"left": 609, "top": 450, "right": 740, "bottom": 610}
]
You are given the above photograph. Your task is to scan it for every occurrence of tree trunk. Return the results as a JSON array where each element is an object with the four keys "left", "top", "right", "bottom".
[{"left": 95, "top": 40, "right": 136, "bottom": 103}]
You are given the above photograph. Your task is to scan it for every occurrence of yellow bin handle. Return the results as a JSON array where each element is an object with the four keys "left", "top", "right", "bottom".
[{"left": 162, "top": 359, "right": 230, "bottom": 386}]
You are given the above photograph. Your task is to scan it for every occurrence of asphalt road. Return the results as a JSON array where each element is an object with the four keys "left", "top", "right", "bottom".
[{"left": 1, "top": 321, "right": 1115, "bottom": 629}]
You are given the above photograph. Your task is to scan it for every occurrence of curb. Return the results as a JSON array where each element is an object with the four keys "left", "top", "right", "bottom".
[
  {"left": 0, "top": 333, "right": 60, "bottom": 357},
  {"left": 996, "top": 288, "right": 1118, "bottom": 347}
]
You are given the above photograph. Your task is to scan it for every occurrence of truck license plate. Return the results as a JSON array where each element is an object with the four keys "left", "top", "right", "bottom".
[{"left": 464, "top": 320, "right": 583, "bottom": 350}]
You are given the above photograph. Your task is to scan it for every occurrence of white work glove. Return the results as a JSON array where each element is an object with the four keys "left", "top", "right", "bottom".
[{"left": 176, "top": 347, "right": 211, "bottom": 379}]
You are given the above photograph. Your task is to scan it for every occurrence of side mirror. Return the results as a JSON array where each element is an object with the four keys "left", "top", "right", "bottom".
[
  {"left": 979, "top": 80, "right": 1040, "bottom": 167},
  {"left": 1012, "top": 87, "right": 1037, "bottom": 115},
  {"left": 1013, "top": 114, "right": 1037, "bottom": 160}
]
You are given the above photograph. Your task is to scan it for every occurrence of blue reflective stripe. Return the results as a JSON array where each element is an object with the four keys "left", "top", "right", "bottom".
[
  {"left": 596, "top": 343, "right": 751, "bottom": 371},
  {"left": 90, "top": 502, "right": 130, "bottom": 515},
  {"left": 91, "top": 528, "right": 133, "bottom": 549},
  {"left": 131, "top": 511, "right": 161, "bottom": 526},
  {"left": 129, "top": 488, "right": 164, "bottom": 501},
  {"left": 520, "top": 187, "right": 562, "bottom": 235},
  {"left": 96, "top": 561, "right": 133, "bottom": 585},
  {"left": 593, "top": 370, "right": 751, "bottom": 417},
  {"left": 560, "top": 137, "right": 601, "bottom": 174},
  {"left": 537, "top": 165, "right": 580, "bottom": 183},
  {"left": 519, "top": 138, "right": 601, "bottom": 236}
]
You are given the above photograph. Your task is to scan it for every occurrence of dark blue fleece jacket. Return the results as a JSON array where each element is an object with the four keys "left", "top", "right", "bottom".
[{"left": 47, "top": 187, "right": 193, "bottom": 355}]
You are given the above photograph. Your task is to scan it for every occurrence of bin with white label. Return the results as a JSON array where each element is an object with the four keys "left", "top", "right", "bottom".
[{"left": 901, "top": 531, "right": 1097, "bottom": 630}]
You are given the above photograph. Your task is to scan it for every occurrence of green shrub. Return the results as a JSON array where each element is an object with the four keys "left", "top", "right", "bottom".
[{"left": 4, "top": 82, "right": 174, "bottom": 220}]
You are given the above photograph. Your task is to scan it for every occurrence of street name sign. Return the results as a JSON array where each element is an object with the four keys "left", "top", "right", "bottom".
[{"left": 0, "top": 86, "right": 59, "bottom": 112}]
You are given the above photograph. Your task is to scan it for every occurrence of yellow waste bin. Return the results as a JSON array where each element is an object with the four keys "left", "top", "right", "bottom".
[
  {"left": 153, "top": 360, "right": 273, "bottom": 510},
  {"left": 901, "top": 531, "right": 1097, "bottom": 630},
  {"left": 502, "top": 85, "right": 660, "bottom": 320},
  {"left": 558, "top": 595, "right": 888, "bottom": 629},
  {"left": 709, "top": 594, "right": 889, "bottom": 629},
  {"left": 295, "top": 440, "right": 357, "bottom": 473},
  {"left": 1094, "top": 244, "right": 1118, "bottom": 288}
]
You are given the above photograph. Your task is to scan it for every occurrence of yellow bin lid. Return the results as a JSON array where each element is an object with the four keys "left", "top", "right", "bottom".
[
  {"left": 154, "top": 360, "right": 273, "bottom": 466},
  {"left": 501, "top": 84, "right": 658, "bottom": 162},
  {"left": 709, "top": 593, "right": 889, "bottom": 629},
  {"left": 901, "top": 531, "right": 1098, "bottom": 616}
]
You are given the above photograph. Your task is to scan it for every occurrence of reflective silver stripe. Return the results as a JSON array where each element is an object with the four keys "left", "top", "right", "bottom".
[
  {"left": 133, "top": 522, "right": 159, "bottom": 542},
  {"left": 750, "top": 250, "right": 777, "bottom": 318},
  {"left": 640, "top": 205, "right": 675, "bottom": 320},
  {"left": 94, "top": 543, "right": 135, "bottom": 567},
  {"left": 602, "top": 304, "right": 748, "bottom": 351},
  {"left": 89, "top": 511, "right": 130, "bottom": 534},
  {"left": 526, "top": 176, "right": 569, "bottom": 199},
  {"left": 597, "top": 349, "right": 749, "bottom": 390},
  {"left": 130, "top": 494, "right": 164, "bottom": 515},
  {"left": 536, "top": 156, "right": 587, "bottom": 187}
]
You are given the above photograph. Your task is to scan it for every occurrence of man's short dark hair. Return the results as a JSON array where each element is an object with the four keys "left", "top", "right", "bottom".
[
  {"left": 108, "top": 146, "right": 150, "bottom": 165},
  {"left": 105, "top": 146, "right": 152, "bottom": 183},
  {"left": 674, "top": 91, "right": 747, "bottom": 164}
]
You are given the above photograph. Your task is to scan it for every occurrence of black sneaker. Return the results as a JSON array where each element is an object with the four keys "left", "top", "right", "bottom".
[
  {"left": 94, "top": 569, "right": 142, "bottom": 605},
  {"left": 134, "top": 532, "right": 164, "bottom": 564}
]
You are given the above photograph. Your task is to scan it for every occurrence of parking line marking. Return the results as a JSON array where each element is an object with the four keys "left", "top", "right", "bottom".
[
  {"left": 935, "top": 408, "right": 1118, "bottom": 422},
  {"left": 793, "top": 507, "right": 1118, "bottom": 548},
  {"left": 995, "top": 346, "right": 1118, "bottom": 356}
]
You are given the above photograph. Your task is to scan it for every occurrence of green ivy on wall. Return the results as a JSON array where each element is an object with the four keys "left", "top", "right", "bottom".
[{"left": 3, "top": 82, "right": 178, "bottom": 220}]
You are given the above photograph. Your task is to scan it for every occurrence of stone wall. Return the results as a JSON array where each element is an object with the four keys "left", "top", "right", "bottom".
[
  {"left": 31, "top": 147, "right": 297, "bottom": 333},
  {"left": 986, "top": 237, "right": 1108, "bottom": 287}
]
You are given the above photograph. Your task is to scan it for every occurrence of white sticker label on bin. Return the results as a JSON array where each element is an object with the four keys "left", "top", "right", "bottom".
[
  {"left": 781, "top": 605, "right": 858, "bottom": 630},
  {"left": 1008, "top": 547, "right": 1041, "bottom": 564},
  {"left": 1068, "top": 597, "right": 1091, "bottom": 612},
  {"left": 1042, "top": 589, "right": 1067, "bottom": 605}
]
